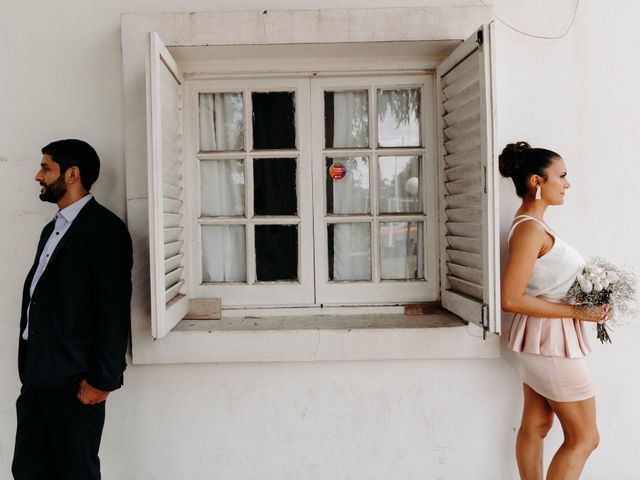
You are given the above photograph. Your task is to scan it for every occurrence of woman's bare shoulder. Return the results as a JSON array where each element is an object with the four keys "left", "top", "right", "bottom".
[{"left": 509, "top": 219, "right": 548, "bottom": 248}]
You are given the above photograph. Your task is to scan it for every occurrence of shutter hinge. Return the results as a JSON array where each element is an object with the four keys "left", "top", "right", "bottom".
[
  {"left": 481, "top": 304, "right": 489, "bottom": 339},
  {"left": 476, "top": 29, "right": 484, "bottom": 46},
  {"left": 483, "top": 166, "right": 488, "bottom": 193}
]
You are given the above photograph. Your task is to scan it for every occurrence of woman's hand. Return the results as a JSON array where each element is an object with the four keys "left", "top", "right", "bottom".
[{"left": 574, "top": 304, "right": 611, "bottom": 322}]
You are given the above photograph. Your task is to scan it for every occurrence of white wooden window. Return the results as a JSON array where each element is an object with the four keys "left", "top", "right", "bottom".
[
  {"left": 146, "top": 24, "right": 500, "bottom": 338},
  {"left": 311, "top": 76, "right": 438, "bottom": 305},
  {"left": 184, "top": 78, "right": 314, "bottom": 307}
]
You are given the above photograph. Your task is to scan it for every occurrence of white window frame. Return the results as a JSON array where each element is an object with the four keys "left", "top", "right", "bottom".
[
  {"left": 184, "top": 78, "right": 315, "bottom": 307},
  {"left": 123, "top": 8, "right": 502, "bottom": 363},
  {"left": 311, "top": 75, "right": 439, "bottom": 305}
]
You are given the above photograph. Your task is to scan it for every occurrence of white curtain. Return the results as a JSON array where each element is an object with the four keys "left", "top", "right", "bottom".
[
  {"left": 199, "top": 93, "right": 246, "bottom": 282},
  {"left": 202, "top": 226, "right": 246, "bottom": 282},
  {"left": 330, "top": 91, "right": 371, "bottom": 280},
  {"left": 199, "top": 93, "right": 243, "bottom": 151}
]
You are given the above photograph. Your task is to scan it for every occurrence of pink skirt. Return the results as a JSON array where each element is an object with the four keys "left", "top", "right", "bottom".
[
  {"left": 514, "top": 351, "right": 595, "bottom": 402},
  {"left": 508, "top": 298, "right": 594, "bottom": 402}
]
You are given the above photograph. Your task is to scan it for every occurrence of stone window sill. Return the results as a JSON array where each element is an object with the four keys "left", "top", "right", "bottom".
[{"left": 131, "top": 311, "right": 500, "bottom": 364}]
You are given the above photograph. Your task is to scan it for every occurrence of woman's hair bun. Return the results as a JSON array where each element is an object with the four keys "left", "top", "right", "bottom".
[{"left": 498, "top": 141, "right": 531, "bottom": 178}]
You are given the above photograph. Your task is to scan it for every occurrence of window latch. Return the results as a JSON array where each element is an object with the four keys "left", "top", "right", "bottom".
[{"left": 481, "top": 304, "right": 489, "bottom": 340}]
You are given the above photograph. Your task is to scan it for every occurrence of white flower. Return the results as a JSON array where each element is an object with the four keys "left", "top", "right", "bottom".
[
  {"left": 589, "top": 273, "right": 600, "bottom": 283},
  {"left": 594, "top": 283, "right": 604, "bottom": 292},
  {"left": 576, "top": 273, "right": 585, "bottom": 282},
  {"left": 602, "top": 279, "right": 610, "bottom": 289},
  {"left": 582, "top": 281, "right": 593, "bottom": 293},
  {"left": 606, "top": 271, "right": 619, "bottom": 283}
]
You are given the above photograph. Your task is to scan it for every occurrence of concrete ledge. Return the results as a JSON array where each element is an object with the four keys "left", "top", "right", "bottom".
[{"left": 131, "top": 312, "right": 501, "bottom": 364}]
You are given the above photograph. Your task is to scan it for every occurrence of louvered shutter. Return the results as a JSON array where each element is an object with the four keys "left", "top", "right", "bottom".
[
  {"left": 146, "top": 32, "right": 189, "bottom": 338},
  {"left": 436, "top": 24, "right": 500, "bottom": 335}
]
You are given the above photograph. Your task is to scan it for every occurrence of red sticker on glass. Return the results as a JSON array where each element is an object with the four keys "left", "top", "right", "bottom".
[{"left": 329, "top": 163, "right": 347, "bottom": 180}]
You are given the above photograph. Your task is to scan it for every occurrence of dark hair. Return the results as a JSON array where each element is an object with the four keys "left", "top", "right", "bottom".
[
  {"left": 498, "top": 141, "right": 560, "bottom": 198},
  {"left": 41, "top": 139, "right": 100, "bottom": 191}
]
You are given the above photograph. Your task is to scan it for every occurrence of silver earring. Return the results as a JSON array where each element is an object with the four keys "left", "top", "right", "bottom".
[{"left": 535, "top": 186, "right": 541, "bottom": 200}]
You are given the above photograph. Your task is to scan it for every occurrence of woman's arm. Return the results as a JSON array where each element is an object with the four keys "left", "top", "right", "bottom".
[{"left": 501, "top": 221, "right": 608, "bottom": 322}]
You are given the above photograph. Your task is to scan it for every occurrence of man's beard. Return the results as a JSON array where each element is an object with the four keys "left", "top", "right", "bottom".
[{"left": 39, "top": 175, "right": 67, "bottom": 203}]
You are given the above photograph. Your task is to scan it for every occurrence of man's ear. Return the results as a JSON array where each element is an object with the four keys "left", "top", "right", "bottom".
[{"left": 66, "top": 166, "right": 82, "bottom": 185}]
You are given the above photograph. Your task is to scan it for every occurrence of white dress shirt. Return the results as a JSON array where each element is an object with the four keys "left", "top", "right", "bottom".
[{"left": 23, "top": 194, "right": 93, "bottom": 340}]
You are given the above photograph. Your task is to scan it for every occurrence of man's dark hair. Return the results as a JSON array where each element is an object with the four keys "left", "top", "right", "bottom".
[{"left": 41, "top": 139, "right": 100, "bottom": 191}]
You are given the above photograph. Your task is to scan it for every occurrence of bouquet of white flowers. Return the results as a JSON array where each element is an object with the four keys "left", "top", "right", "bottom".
[{"left": 564, "top": 258, "right": 637, "bottom": 343}]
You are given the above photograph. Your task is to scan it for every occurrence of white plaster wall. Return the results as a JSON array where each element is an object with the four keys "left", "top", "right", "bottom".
[
  {"left": 0, "top": 1, "right": 638, "bottom": 479},
  {"left": 494, "top": 0, "right": 640, "bottom": 478}
]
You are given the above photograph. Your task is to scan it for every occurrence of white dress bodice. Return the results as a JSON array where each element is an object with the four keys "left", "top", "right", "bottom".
[{"left": 508, "top": 215, "right": 586, "bottom": 300}]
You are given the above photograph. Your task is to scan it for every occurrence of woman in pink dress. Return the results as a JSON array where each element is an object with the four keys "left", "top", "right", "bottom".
[{"left": 500, "top": 142, "right": 610, "bottom": 480}]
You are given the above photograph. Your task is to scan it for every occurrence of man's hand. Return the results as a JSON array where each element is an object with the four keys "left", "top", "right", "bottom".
[{"left": 77, "top": 379, "right": 109, "bottom": 405}]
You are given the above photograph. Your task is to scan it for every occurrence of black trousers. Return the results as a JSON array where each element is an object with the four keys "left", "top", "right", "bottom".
[{"left": 12, "top": 385, "right": 105, "bottom": 480}]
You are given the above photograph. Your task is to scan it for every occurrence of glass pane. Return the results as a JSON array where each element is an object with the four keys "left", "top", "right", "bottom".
[
  {"left": 326, "top": 157, "right": 370, "bottom": 214},
  {"left": 324, "top": 90, "right": 369, "bottom": 148},
  {"left": 377, "top": 89, "right": 421, "bottom": 147},
  {"left": 253, "top": 158, "right": 297, "bottom": 215},
  {"left": 252, "top": 92, "right": 296, "bottom": 149},
  {"left": 202, "top": 225, "right": 246, "bottom": 283},
  {"left": 327, "top": 223, "right": 371, "bottom": 281},
  {"left": 201, "top": 159, "right": 245, "bottom": 216},
  {"left": 378, "top": 156, "right": 422, "bottom": 213},
  {"left": 255, "top": 225, "right": 298, "bottom": 281},
  {"left": 199, "top": 93, "right": 244, "bottom": 151},
  {"left": 380, "top": 222, "right": 423, "bottom": 280}
]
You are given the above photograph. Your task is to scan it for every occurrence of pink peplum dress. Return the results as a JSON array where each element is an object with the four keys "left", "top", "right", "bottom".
[{"left": 507, "top": 215, "right": 594, "bottom": 402}]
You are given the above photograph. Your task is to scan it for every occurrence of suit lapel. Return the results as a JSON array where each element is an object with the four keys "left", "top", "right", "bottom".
[
  {"left": 21, "top": 220, "right": 55, "bottom": 324},
  {"left": 25, "top": 221, "right": 55, "bottom": 284}
]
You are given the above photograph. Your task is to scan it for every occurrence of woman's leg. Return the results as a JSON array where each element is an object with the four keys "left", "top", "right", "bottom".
[
  {"left": 546, "top": 396, "right": 598, "bottom": 480},
  {"left": 517, "top": 383, "right": 554, "bottom": 480}
]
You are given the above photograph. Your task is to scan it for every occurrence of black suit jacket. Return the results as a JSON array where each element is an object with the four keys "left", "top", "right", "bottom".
[{"left": 18, "top": 198, "right": 133, "bottom": 391}]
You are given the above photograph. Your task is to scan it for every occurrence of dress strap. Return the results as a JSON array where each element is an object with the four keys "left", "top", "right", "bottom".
[{"left": 508, "top": 215, "right": 555, "bottom": 242}]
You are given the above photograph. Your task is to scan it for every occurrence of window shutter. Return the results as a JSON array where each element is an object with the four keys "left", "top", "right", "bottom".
[
  {"left": 147, "top": 32, "right": 189, "bottom": 338},
  {"left": 436, "top": 24, "right": 500, "bottom": 335}
]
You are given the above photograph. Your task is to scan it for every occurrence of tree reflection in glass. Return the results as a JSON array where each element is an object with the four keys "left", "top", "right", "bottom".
[{"left": 377, "top": 89, "right": 421, "bottom": 147}]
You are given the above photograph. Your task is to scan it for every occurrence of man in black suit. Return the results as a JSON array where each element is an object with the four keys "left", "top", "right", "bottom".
[{"left": 12, "top": 139, "right": 132, "bottom": 480}]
